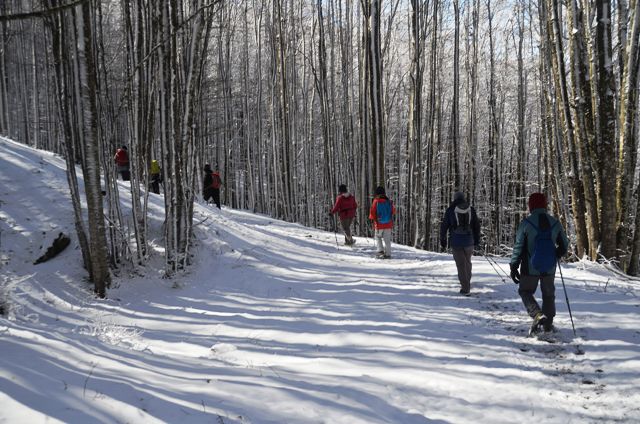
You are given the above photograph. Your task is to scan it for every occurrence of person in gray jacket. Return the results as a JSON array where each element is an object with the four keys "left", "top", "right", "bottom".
[{"left": 510, "top": 192, "right": 569, "bottom": 333}]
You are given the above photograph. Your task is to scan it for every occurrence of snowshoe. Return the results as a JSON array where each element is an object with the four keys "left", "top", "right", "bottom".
[{"left": 528, "top": 312, "right": 547, "bottom": 337}]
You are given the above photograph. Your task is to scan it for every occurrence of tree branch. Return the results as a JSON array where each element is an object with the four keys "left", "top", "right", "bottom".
[{"left": 0, "top": 0, "right": 89, "bottom": 22}]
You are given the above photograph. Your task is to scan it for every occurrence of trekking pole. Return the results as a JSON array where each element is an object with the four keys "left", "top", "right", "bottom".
[
  {"left": 482, "top": 253, "right": 509, "bottom": 283},
  {"left": 557, "top": 261, "right": 577, "bottom": 337},
  {"left": 332, "top": 215, "right": 339, "bottom": 248}
]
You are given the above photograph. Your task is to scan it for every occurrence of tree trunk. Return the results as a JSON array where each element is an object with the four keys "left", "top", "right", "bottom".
[{"left": 77, "top": 2, "right": 111, "bottom": 297}]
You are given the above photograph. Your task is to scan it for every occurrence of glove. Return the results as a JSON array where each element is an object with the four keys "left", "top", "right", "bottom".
[
  {"left": 556, "top": 247, "right": 566, "bottom": 259},
  {"left": 510, "top": 263, "right": 520, "bottom": 284},
  {"left": 440, "top": 244, "right": 446, "bottom": 253}
]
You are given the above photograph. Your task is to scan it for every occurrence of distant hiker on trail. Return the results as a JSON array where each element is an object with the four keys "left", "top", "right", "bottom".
[
  {"left": 440, "top": 191, "right": 481, "bottom": 295},
  {"left": 203, "top": 164, "right": 222, "bottom": 209},
  {"left": 330, "top": 184, "right": 358, "bottom": 246},
  {"left": 114, "top": 145, "right": 130, "bottom": 181},
  {"left": 510, "top": 192, "right": 569, "bottom": 335},
  {"left": 369, "top": 186, "right": 395, "bottom": 259},
  {"left": 150, "top": 159, "right": 162, "bottom": 194}
]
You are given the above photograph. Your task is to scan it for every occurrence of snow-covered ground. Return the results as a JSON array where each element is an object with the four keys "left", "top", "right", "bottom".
[{"left": 1, "top": 136, "right": 639, "bottom": 423}]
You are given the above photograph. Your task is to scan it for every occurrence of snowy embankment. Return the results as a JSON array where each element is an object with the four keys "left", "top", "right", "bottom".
[{"left": 1, "top": 136, "right": 639, "bottom": 423}]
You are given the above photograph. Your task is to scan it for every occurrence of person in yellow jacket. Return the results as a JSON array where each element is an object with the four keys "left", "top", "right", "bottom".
[{"left": 150, "top": 159, "right": 162, "bottom": 194}]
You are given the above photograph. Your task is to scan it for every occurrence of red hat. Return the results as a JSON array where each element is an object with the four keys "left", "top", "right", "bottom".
[{"left": 528, "top": 192, "right": 547, "bottom": 211}]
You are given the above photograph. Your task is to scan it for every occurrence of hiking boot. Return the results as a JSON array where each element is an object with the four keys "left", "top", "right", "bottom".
[
  {"left": 529, "top": 312, "right": 547, "bottom": 336},
  {"left": 543, "top": 319, "right": 554, "bottom": 332},
  {"left": 459, "top": 289, "right": 470, "bottom": 296},
  {"left": 382, "top": 254, "right": 391, "bottom": 259}
]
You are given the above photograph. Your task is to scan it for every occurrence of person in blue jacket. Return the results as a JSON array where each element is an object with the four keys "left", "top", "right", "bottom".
[
  {"left": 510, "top": 192, "right": 569, "bottom": 333},
  {"left": 440, "top": 191, "right": 481, "bottom": 295}
]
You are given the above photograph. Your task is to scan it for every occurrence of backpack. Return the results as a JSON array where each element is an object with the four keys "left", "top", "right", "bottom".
[
  {"left": 525, "top": 214, "right": 558, "bottom": 274},
  {"left": 376, "top": 199, "right": 393, "bottom": 225},
  {"left": 452, "top": 205, "right": 472, "bottom": 235},
  {"left": 211, "top": 173, "right": 221, "bottom": 189}
]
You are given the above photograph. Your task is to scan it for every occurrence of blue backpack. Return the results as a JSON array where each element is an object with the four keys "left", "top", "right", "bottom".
[
  {"left": 525, "top": 215, "right": 558, "bottom": 274},
  {"left": 376, "top": 200, "right": 393, "bottom": 225}
]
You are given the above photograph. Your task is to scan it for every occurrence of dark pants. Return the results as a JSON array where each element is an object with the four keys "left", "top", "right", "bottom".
[
  {"left": 452, "top": 246, "right": 474, "bottom": 292},
  {"left": 150, "top": 174, "right": 161, "bottom": 194},
  {"left": 518, "top": 274, "right": 556, "bottom": 323},
  {"left": 204, "top": 188, "right": 221, "bottom": 209},
  {"left": 340, "top": 217, "right": 354, "bottom": 244},
  {"left": 117, "top": 164, "right": 130, "bottom": 181}
]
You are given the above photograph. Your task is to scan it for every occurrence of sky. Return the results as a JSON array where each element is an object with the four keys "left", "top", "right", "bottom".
[{"left": 1, "top": 136, "right": 639, "bottom": 423}]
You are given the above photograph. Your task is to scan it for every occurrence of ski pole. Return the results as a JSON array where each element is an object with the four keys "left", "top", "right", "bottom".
[
  {"left": 557, "top": 261, "right": 577, "bottom": 337},
  {"left": 332, "top": 215, "right": 339, "bottom": 248}
]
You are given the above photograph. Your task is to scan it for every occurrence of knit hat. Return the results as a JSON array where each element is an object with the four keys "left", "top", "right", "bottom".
[
  {"left": 528, "top": 192, "right": 547, "bottom": 211},
  {"left": 204, "top": 164, "right": 211, "bottom": 172},
  {"left": 453, "top": 191, "right": 465, "bottom": 202},
  {"left": 121, "top": 145, "right": 127, "bottom": 150},
  {"left": 338, "top": 184, "right": 348, "bottom": 194},
  {"left": 374, "top": 186, "right": 386, "bottom": 196}
]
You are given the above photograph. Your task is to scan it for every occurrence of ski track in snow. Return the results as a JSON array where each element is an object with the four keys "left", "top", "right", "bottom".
[{"left": 1, "top": 136, "right": 640, "bottom": 423}]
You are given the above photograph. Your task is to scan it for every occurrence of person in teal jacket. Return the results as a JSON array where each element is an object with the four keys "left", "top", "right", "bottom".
[{"left": 510, "top": 192, "right": 569, "bottom": 333}]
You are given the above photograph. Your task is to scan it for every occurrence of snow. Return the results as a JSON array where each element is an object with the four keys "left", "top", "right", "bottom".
[{"left": 1, "top": 136, "right": 640, "bottom": 423}]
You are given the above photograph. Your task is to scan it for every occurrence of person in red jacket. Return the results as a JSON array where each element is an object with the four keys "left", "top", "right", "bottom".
[
  {"left": 330, "top": 184, "right": 358, "bottom": 245},
  {"left": 114, "top": 145, "right": 130, "bottom": 181},
  {"left": 369, "top": 186, "right": 396, "bottom": 259},
  {"left": 203, "top": 164, "right": 223, "bottom": 209}
]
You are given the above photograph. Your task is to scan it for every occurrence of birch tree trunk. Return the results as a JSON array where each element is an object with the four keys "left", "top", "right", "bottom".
[
  {"left": 591, "top": 0, "right": 618, "bottom": 260},
  {"left": 0, "top": 5, "right": 8, "bottom": 134},
  {"left": 77, "top": 1, "right": 111, "bottom": 296},
  {"left": 547, "top": 0, "right": 589, "bottom": 257},
  {"left": 567, "top": 0, "right": 599, "bottom": 259},
  {"left": 361, "top": 0, "right": 384, "bottom": 187},
  {"left": 615, "top": 0, "right": 640, "bottom": 266},
  {"left": 45, "top": 5, "right": 92, "bottom": 278},
  {"left": 406, "top": 0, "right": 425, "bottom": 247}
]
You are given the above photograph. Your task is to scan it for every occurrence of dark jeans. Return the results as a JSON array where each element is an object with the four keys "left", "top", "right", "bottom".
[{"left": 518, "top": 274, "right": 556, "bottom": 322}]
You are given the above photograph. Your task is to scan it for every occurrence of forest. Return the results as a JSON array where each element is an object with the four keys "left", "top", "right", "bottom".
[{"left": 0, "top": 0, "right": 638, "bottom": 296}]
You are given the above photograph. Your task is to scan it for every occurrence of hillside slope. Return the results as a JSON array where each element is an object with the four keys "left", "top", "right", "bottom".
[{"left": 1, "top": 137, "right": 639, "bottom": 423}]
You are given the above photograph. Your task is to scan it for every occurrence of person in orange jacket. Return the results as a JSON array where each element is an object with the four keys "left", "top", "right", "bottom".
[{"left": 369, "top": 186, "right": 395, "bottom": 259}]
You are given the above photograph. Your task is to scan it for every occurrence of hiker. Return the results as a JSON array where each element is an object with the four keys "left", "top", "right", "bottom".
[
  {"left": 369, "top": 186, "right": 395, "bottom": 259},
  {"left": 510, "top": 192, "right": 569, "bottom": 334},
  {"left": 440, "top": 191, "right": 481, "bottom": 295},
  {"left": 330, "top": 184, "right": 358, "bottom": 246},
  {"left": 203, "top": 164, "right": 222, "bottom": 208},
  {"left": 114, "top": 145, "right": 130, "bottom": 181},
  {"left": 150, "top": 159, "right": 162, "bottom": 194}
]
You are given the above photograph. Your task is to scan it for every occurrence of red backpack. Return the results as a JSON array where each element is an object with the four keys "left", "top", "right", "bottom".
[{"left": 211, "top": 172, "right": 221, "bottom": 189}]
